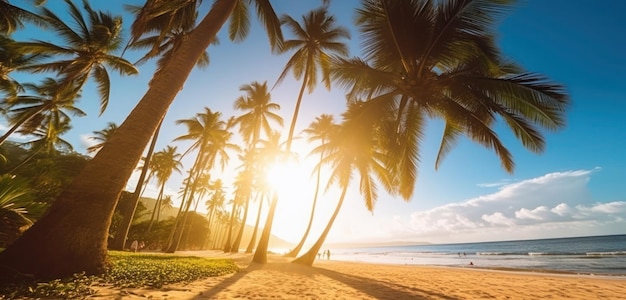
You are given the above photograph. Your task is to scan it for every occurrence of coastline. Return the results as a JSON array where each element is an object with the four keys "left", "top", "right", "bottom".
[{"left": 88, "top": 251, "right": 626, "bottom": 299}]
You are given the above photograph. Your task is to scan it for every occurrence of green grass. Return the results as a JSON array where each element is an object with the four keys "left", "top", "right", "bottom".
[{"left": 0, "top": 251, "right": 240, "bottom": 299}]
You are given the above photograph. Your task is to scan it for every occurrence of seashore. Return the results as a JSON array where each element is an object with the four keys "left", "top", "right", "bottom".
[{"left": 88, "top": 250, "right": 626, "bottom": 299}]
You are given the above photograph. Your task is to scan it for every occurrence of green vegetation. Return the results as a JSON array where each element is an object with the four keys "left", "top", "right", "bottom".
[{"left": 0, "top": 251, "right": 239, "bottom": 299}]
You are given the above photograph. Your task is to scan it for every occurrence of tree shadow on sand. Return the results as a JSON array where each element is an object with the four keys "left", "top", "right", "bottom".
[{"left": 194, "top": 261, "right": 461, "bottom": 299}]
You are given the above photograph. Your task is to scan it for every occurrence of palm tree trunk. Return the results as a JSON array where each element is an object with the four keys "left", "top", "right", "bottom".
[
  {"left": 230, "top": 194, "right": 251, "bottom": 253},
  {"left": 222, "top": 203, "right": 238, "bottom": 252},
  {"left": 0, "top": 0, "right": 237, "bottom": 280},
  {"left": 284, "top": 152, "right": 323, "bottom": 257},
  {"left": 181, "top": 197, "right": 201, "bottom": 249},
  {"left": 252, "top": 192, "right": 278, "bottom": 263},
  {"left": 292, "top": 185, "right": 347, "bottom": 266},
  {"left": 110, "top": 120, "right": 162, "bottom": 250},
  {"left": 285, "top": 69, "right": 309, "bottom": 151},
  {"left": 245, "top": 194, "right": 264, "bottom": 253}
]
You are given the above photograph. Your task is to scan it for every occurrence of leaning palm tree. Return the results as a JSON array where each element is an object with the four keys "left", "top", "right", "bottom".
[
  {"left": 166, "top": 108, "right": 236, "bottom": 253},
  {"left": 331, "top": 0, "right": 568, "bottom": 203},
  {"left": 86, "top": 122, "right": 118, "bottom": 154},
  {"left": 19, "top": 0, "right": 134, "bottom": 101},
  {"left": 6, "top": 114, "right": 73, "bottom": 175},
  {"left": 0, "top": 78, "right": 85, "bottom": 146},
  {"left": 284, "top": 114, "right": 337, "bottom": 257},
  {"left": 0, "top": 0, "right": 316, "bottom": 280},
  {"left": 275, "top": 6, "right": 350, "bottom": 151},
  {"left": 145, "top": 145, "right": 182, "bottom": 234},
  {"left": 293, "top": 102, "right": 396, "bottom": 266},
  {"left": 14, "top": 0, "right": 138, "bottom": 115}
]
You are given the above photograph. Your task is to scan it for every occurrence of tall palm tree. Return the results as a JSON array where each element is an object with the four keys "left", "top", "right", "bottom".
[
  {"left": 284, "top": 114, "right": 337, "bottom": 257},
  {"left": 233, "top": 81, "right": 283, "bottom": 147},
  {"left": 203, "top": 179, "right": 226, "bottom": 249},
  {"left": 145, "top": 145, "right": 182, "bottom": 234},
  {"left": 6, "top": 115, "right": 73, "bottom": 175},
  {"left": 0, "top": 0, "right": 313, "bottom": 279},
  {"left": 275, "top": 6, "right": 350, "bottom": 151},
  {"left": 166, "top": 108, "right": 236, "bottom": 253},
  {"left": 293, "top": 102, "right": 395, "bottom": 266},
  {"left": 331, "top": 0, "right": 568, "bottom": 202},
  {"left": 0, "top": 78, "right": 85, "bottom": 146},
  {"left": 14, "top": 0, "right": 138, "bottom": 115},
  {"left": 86, "top": 122, "right": 118, "bottom": 154}
]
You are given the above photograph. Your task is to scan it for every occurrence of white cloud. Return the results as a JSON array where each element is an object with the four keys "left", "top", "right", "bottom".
[{"left": 382, "top": 169, "right": 625, "bottom": 243}]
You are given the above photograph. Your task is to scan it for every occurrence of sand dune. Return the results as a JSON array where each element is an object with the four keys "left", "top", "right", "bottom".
[{"left": 89, "top": 251, "right": 626, "bottom": 299}]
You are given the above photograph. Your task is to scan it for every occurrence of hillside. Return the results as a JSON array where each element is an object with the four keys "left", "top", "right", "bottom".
[{"left": 138, "top": 197, "right": 294, "bottom": 251}]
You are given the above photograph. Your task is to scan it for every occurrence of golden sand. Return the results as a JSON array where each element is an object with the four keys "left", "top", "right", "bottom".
[{"left": 88, "top": 251, "right": 626, "bottom": 299}]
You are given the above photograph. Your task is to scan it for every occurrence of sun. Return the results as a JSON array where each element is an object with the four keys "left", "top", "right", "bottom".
[{"left": 265, "top": 159, "right": 307, "bottom": 196}]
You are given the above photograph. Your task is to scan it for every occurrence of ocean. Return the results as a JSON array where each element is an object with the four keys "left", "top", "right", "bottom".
[{"left": 330, "top": 234, "right": 626, "bottom": 276}]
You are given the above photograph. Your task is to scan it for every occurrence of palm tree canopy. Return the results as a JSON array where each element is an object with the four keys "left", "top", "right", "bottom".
[
  {"left": 275, "top": 6, "right": 351, "bottom": 92},
  {"left": 14, "top": 0, "right": 138, "bottom": 114},
  {"left": 331, "top": 0, "right": 569, "bottom": 199},
  {"left": 233, "top": 81, "right": 283, "bottom": 146}
]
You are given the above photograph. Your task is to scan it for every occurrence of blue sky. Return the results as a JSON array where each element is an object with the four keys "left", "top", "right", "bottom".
[{"left": 3, "top": 0, "right": 625, "bottom": 245}]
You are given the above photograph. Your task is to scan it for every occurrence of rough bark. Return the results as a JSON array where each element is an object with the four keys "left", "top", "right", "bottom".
[{"left": 0, "top": 0, "right": 237, "bottom": 280}]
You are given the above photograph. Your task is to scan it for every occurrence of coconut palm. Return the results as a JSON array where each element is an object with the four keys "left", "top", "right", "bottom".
[
  {"left": 203, "top": 179, "right": 226, "bottom": 249},
  {"left": 6, "top": 115, "right": 73, "bottom": 175},
  {"left": 293, "top": 101, "right": 396, "bottom": 266},
  {"left": 275, "top": 6, "right": 350, "bottom": 151},
  {"left": 331, "top": 0, "right": 569, "bottom": 202},
  {"left": 86, "top": 122, "right": 118, "bottom": 154},
  {"left": 145, "top": 145, "right": 182, "bottom": 234},
  {"left": 233, "top": 81, "right": 283, "bottom": 147},
  {"left": 14, "top": 0, "right": 138, "bottom": 115},
  {"left": 0, "top": 0, "right": 324, "bottom": 280},
  {"left": 166, "top": 108, "right": 236, "bottom": 253},
  {"left": 0, "top": 78, "right": 85, "bottom": 146},
  {"left": 284, "top": 114, "right": 337, "bottom": 257},
  {"left": 0, "top": 0, "right": 46, "bottom": 35}
]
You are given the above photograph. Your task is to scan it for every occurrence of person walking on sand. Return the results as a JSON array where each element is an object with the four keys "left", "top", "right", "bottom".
[{"left": 326, "top": 250, "right": 331, "bottom": 260}]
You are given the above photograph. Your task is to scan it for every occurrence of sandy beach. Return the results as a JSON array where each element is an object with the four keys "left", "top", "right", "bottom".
[{"left": 89, "top": 251, "right": 626, "bottom": 299}]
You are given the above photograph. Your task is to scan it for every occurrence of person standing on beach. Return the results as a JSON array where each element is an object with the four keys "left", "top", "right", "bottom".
[
  {"left": 130, "top": 240, "right": 138, "bottom": 252},
  {"left": 326, "top": 250, "right": 331, "bottom": 260}
]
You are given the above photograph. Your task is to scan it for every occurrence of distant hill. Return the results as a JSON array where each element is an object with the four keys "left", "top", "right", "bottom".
[{"left": 137, "top": 197, "right": 294, "bottom": 251}]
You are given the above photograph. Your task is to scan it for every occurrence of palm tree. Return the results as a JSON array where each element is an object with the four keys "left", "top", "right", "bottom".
[
  {"left": 275, "top": 6, "right": 350, "bottom": 151},
  {"left": 293, "top": 102, "right": 395, "bottom": 266},
  {"left": 166, "top": 108, "right": 236, "bottom": 253},
  {"left": 14, "top": 0, "right": 138, "bottom": 115},
  {"left": 145, "top": 145, "right": 182, "bottom": 234},
  {"left": 0, "top": 78, "right": 84, "bottom": 146},
  {"left": 6, "top": 115, "right": 73, "bottom": 175},
  {"left": 0, "top": 36, "right": 42, "bottom": 98},
  {"left": 284, "top": 114, "right": 337, "bottom": 257},
  {"left": 331, "top": 0, "right": 568, "bottom": 203},
  {"left": 233, "top": 81, "right": 283, "bottom": 147},
  {"left": 203, "top": 179, "right": 226, "bottom": 249},
  {"left": 86, "top": 122, "right": 118, "bottom": 154},
  {"left": 0, "top": 0, "right": 308, "bottom": 279},
  {"left": 0, "top": 0, "right": 46, "bottom": 35}
]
